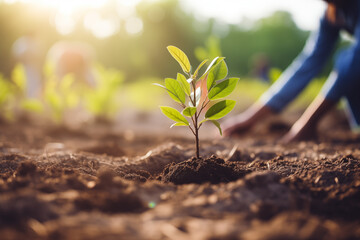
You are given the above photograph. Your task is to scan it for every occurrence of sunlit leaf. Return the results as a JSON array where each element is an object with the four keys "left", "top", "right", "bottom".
[
  {"left": 208, "top": 78, "right": 238, "bottom": 100},
  {"left": 199, "top": 119, "right": 208, "bottom": 125},
  {"left": 12, "top": 64, "right": 26, "bottom": 92},
  {"left": 153, "top": 82, "right": 185, "bottom": 104},
  {"left": 160, "top": 106, "right": 189, "bottom": 125},
  {"left": 198, "top": 119, "right": 222, "bottom": 136},
  {"left": 193, "top": 59, "right": 208, "bottom": 79},
  {"left": 170, "top": 122, "right": 189, "bottom": 128},
  {"left": 177, "top": 73, "right": 191, "bottom": 96},
  {"left": 167, "top": 46, "right": 191, "bottom": 74},
  {"left": 205, "top": 100, "right": 236, "bottom": 120},
  {"left": 21, "top": 99, "right": 43, "bottom": 113},
  {"left": 165, "top": 78, "right": 186, "bottom": 104},
  {"left": 207, "top": 59, "right": 228, "bottom": 90},
  {"left": 152, "top": 83, "right": 166, "bottom": 89},
  {"left": 203, "top": 57, "right": 219, "bottom": 77},
  {"left": 182, "top": 107, "right": 197, "bottom": 117},
  {"left": 211, "top": 120, "right": 222, "bottom": 135},
  {"left": 200, "top": 56, "right": 224, "bottom": 80}
]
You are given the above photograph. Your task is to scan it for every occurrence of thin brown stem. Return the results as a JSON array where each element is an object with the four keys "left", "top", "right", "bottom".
[
  {"left": 194, "top": 114, "right": 200, "bottom": 158},
  {"left": 191, "top": 79, "right": 200, "bottom": 158},
  {"left": 179, "top": 103, "right": 186, "bottom": 108},
  {"left": 197, "top": 99, "right": 210, "bottom": 117},
  {"left": 188, "top": 125, "right": 196, "bottom": 136}
]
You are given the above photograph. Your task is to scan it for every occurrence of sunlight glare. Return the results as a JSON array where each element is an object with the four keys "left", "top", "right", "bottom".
[
  {"left": 117, "top": 4, "right": 136, "bottom": 20},
  {"left": 24, "top": 0, "right": 106, "bottom": 14},
  {"left": 84, "top": 12, "right": 119, "bottom": 38},
  {"left": 54, "top": 13, "right": 76, "bottom": 35},
  {"left": 125, "top": 17, "right": 143, "bottom": 35}
]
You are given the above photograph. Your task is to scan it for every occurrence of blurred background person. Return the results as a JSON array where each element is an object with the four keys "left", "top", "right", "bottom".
[
  {"left": 223, "top": 0, "right": 360, "bottom": 142},
  {"left": 12, "top": 30, "right": 43, "bottom": 98},
  {"left": 250, "top": 53, "right": 271, "bottom": 82},
  {"left": 46, "top": 41, "right": 96, "bottom": 87}
]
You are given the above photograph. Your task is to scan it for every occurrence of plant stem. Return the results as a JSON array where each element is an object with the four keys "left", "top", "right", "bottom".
[
  {"left": 197, "top": 99, "right": 210, "bottom": 117},
  {"left": 191, "top": 79, "right": 200, "bottom": 159},
  {"left": 195, "top": 117, "right": 200, "bottom": 159},
  {"left": 188, "top": 125, "right": 196, "bottom": 136}
]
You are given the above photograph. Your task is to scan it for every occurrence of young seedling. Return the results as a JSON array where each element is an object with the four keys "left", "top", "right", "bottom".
[
  {"left": 155, "top": 46, "right": 238, "bottom": 158},
  {"left": 84, "top": 65, "right": 124, "bottom": 121}
]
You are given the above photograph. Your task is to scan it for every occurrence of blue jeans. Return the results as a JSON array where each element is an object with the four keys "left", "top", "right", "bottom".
[{"left": 260, "top": 12, "right": 360, "bottom": 131}]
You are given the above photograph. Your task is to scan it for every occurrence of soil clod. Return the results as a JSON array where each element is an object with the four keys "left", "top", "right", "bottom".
[{"left": 161, "top": 155, "right": 249, "bottom": 184}]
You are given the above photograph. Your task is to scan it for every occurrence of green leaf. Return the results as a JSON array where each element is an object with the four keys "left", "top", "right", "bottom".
[
  {"left": 203, "top": 57, "right": 219, "bottom": 76},
  {"left": 211, "top": 120, "right": 222, "bottom": 135},
  {"left": 170, "top": 122, "right": 189, "bottom": 128},
  {"left": 205, "top": 100, "right": 236, "bottom": 120},
  {"left": 160, "top": 106, "right": 189, "bottom": 125},
  {"left": 154, "top": 82, "right": 186, "bottom": 106},
  {"left": 193, "top": 59, "right": 208, "bottom": 79},
  {"left": 153, "top": 82, "right": 183, "bottom": 101},
  {"left": 182, "top": 107, "right": 197, "bottom": 117},
  {"left": 200, "top": 57, "right": 223, "bottom": 80},
  {"left": 206, "top": 59, "right": 228, "bottom": 91},
  {"left": 152, "top": 83, "right": 166, "bottom": 89},
  {"left": 198, "top": 119, "right": 222, "bottom": 136},
  {"left": 167, "top": 46, "right": 191, "bottom": 74},
  {"left": 177, "top": 73, "right": 191, "bottom": 96},
  {"left": 208, "top": 78, "right": 238, "bottom": 100},
  {"left": 199, "top": 119, "right": 208, "bottom": 125},
  {"left": 165, "top": 78, "right": 186, "bottom": 104}
]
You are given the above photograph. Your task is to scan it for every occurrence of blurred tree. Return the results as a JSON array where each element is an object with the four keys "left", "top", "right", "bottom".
[
  {"left": 222, "top": 11, "right": 309, "bottom": 77},
  {"left": 0, "top": 1, "right": 322, "bottom": 82}
]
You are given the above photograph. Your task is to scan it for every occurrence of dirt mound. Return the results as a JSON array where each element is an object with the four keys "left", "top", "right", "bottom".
[
  {"left": 80, "top": 142, "right": 126, "bottom": 157},
  {"left": 1, "top": 117, "right": 360, "bottom": 239},
  {"left": 160, "top": 155, "right": 250, "bottom": 184}
]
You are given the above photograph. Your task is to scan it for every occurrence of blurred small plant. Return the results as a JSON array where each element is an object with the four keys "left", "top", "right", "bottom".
[
  {"left": 44, "top": 74, "right": 80, "bottom": 123},
  {"left": 12, "top": 64, "right": 44, "bottom": 114},
  {"left": 12, "top": 64, "right": 26, "bottom": 94},
  {"left": 84, "top": 65, "right": 124, "bottom": 121},
  {"left": 42, "top": 61, "right": 81, "bottom": 123},
  {"left": 194, "top": 36, "right": 222, "bottom": 62},
  {"left": 155, "top": 46, "right": 238, "bottom": 158},
  {"left": 0, "top": 74, "right": 15, "bottom": 120}
]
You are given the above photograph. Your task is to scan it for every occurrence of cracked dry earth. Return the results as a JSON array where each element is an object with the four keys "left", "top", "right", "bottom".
[{"left": 0, "top": 116, "right": 359, "bottom": 240}]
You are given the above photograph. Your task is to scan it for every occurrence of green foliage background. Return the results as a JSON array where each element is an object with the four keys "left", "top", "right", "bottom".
[
  {"left": 0, "top": 0, "right": 312, "bottom": 80},
  {"left": 0, "top": 0, "right": 350, "bottom": 122}
]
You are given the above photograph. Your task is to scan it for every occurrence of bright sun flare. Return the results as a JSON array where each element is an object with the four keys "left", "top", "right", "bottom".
[
  {"left": 4, "top": 0, "right": 142, "bottom": 13},
  {"left": 8, "top": 0, "right": 106, "bottom": 13},
  {"left": 3, "top": 0, "right": 145, "bottom": 37}
]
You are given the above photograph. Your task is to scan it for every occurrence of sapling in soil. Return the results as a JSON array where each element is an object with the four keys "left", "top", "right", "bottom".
[{"left": 155, "top": 46, "right": 238, "bottom": 158}]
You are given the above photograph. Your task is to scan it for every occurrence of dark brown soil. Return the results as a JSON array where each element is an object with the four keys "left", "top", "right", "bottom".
[
  {"left": 0, "top": 111, "right": 360, "bottom": 240},
  {"left": 160, "top": 155, "right": 249, "bottom": 184}
]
